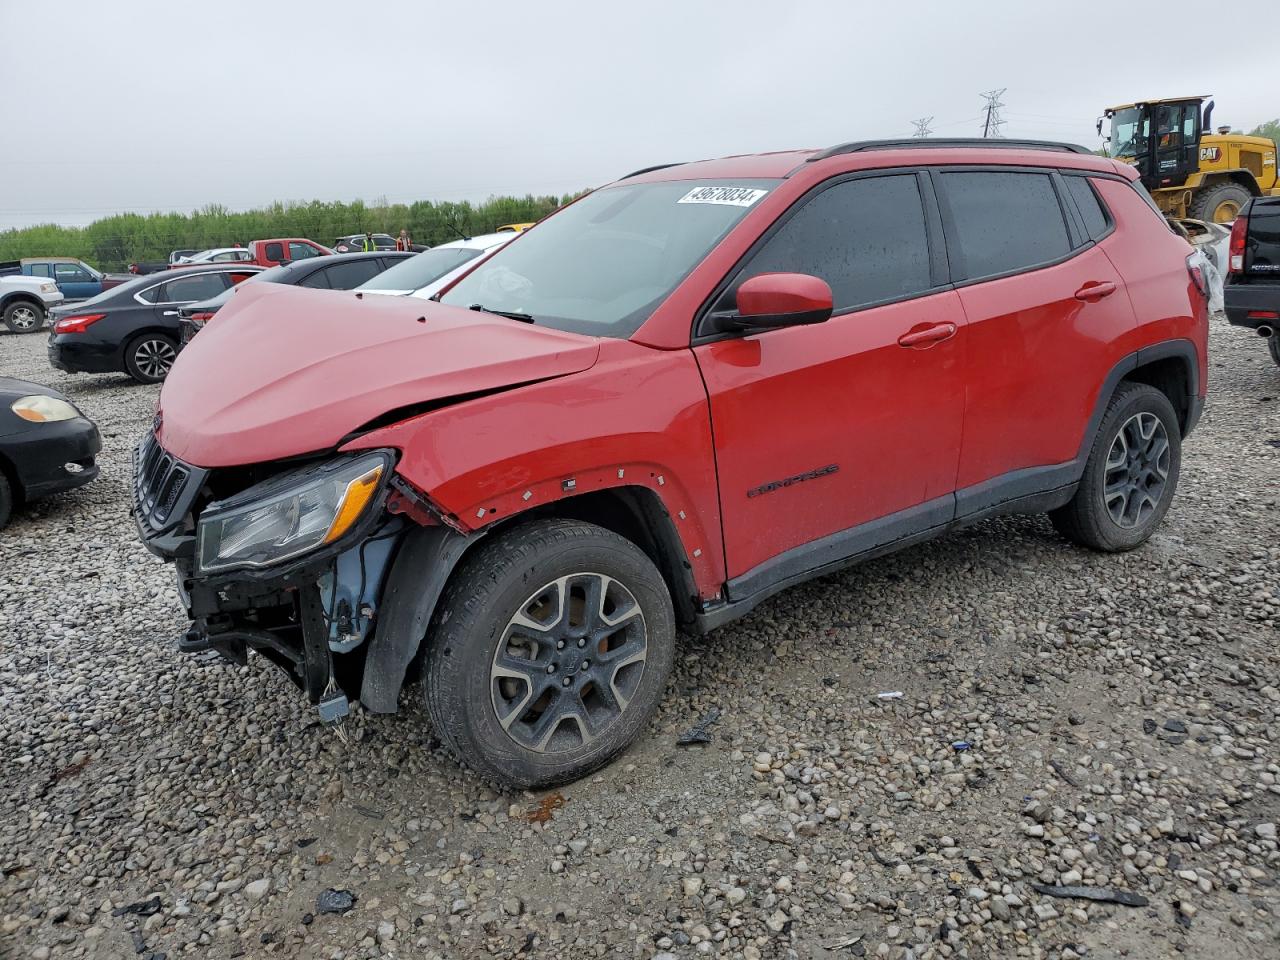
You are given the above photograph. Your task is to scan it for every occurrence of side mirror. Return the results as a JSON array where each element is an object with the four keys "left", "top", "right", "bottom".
[{"left": 719, "top": 273, "right": 833, "bottom": 332}]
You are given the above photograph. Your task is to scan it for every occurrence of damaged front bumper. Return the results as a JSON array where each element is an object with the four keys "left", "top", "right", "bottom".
[{"left": 132, "top": 432, "right": 410, "bottom": 716}]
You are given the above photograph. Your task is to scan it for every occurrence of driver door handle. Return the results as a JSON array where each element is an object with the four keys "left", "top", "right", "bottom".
[
  {"left": 1074, "top": 281, "right": 1116, "bottom": 302},
  {"left": 161, "top": 310, "right": 178, "bottom": 316},
  {"left": 897, "top": 322, "right": 957, "bottom": 348}
]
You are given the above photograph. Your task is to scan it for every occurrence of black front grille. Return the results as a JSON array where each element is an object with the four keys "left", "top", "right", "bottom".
[{"left": 133, "top": 431, "right": 205, "bottom": 535}]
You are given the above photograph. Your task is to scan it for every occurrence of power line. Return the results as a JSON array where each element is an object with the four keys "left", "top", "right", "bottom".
[
  {"left": 911, "top": 117, "right": 934, "bottom": 138},
  {"left": 980, "top": 89, "right": 1007, "bottom": 139}
]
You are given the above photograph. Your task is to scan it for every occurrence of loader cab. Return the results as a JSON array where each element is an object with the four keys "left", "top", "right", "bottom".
[{"left": 1102, "top": 96, "right": 1211, "bottom": 192}]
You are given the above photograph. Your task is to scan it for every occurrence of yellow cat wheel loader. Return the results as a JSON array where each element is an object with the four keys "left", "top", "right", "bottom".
[{"left": 1100, "top": 96, "right": 1279, "bottom": 223}]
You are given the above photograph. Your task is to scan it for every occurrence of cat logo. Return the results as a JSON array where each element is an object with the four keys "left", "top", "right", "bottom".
[{"left": 1199, "top": 146, "right": 1221, "bottom": 162}]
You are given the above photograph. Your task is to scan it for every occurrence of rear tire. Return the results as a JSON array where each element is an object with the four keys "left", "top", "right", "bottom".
[
  {"left": 3, "top": 300, "right": 44, "bottom": 334},
  {"left": 423, "top": 519, "right": 676, "bottom": 790},
  {"left": 124, "top": 333, "right": 177, "bottom": 384},
  {"left": 1050, "top": 382, "right": 1181, "bottom": 552},
  {"left": 1188, "top": 182, "right": 1252, "bottom": 224}
]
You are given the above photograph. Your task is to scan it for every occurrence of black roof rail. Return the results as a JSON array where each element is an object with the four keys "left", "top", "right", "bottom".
[
  {"left": 617, "top": 162, "right": 686, "bottom": 180},
  {"left": 809, "top": 138, "right": 1093, "bottom": 161}
]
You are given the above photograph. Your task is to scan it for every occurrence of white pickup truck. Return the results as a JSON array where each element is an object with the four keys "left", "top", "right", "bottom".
[{"left": 0, "top": 275, "right": 65, "bottom": 334}]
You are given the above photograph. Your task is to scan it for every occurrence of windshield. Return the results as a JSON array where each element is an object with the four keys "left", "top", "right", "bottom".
[
  {"left": 1108, "top": 107, "right": 1148, "bottom": 159},
  {"left": 439, "top": 178, "right": 780, "bottom": 337},
  {"left": 358, "top": 247, "right": 483, "bottom": 291}
]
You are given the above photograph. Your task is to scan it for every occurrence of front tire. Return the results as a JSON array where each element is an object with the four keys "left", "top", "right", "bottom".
[
  {"left": 1188, "top": 182, "right": 1252, "bottom": 225},
  {"left": 1050, "top": 382, "right": 1182, "bottom": 552},
  {"left": 423, "top": 519, "right": 676, "bottom": 789},
  {"left": 0, "top": 472, "right": 12, "bottom": 530},
  {"left": 3, "top": 300, "right": 44, "bottom": 334},
  {"left": 124, "top": 333, "right": 177, "bottom": 384}
]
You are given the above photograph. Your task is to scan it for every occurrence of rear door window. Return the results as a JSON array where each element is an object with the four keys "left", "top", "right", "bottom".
[
  {"left": 1063, "top": 176, "right": 1110, "bottom": 241},
  {"left": 939, "top": 171, "right": 1072, "bottom": 280},
  {"left": 726, "top": 174, "right": 934, "bottom": 313},
  {"left": 157, "top": 273, "right": 231, "bottom": 303},
  {"left": 29, "top": 263, "right": 52, "bottom": 278},
  {"left": 320, "top": 258, "right": 383, "bottom": 289},
  {"left": 264, "top": 242, "right": 285, "bottom": 262}
]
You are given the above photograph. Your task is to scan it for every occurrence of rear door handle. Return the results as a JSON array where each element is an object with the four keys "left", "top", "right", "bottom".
[
  {"left": 897, "top": 322, "right": 957, "bottom": 348},
  {"left": 1074, "top": 281, "right": 1116, "bottom": 302},
  {"left": 162, "top": 310, "right": 178, "bottom": 316}
]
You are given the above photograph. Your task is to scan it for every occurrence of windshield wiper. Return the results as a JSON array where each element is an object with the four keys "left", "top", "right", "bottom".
[{"left": 468, "top": 303, "right": 534, "bottom": 323}]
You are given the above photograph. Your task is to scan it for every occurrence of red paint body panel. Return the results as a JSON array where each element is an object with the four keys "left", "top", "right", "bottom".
[
  {"left": 1090, "top": 179, "right": 1207, "bottom": 395},
  {"left": 157, "top": 283, "right": 600, "bottom": 468},
  {"left": 342, "top": 339, "right": 726, "bottom": 595},
  {"left": 694, "top": 291, "right": 967, "bottom": 578},
  {"left": 953, "top": 244, "right": 1138, "bottom": 489}
]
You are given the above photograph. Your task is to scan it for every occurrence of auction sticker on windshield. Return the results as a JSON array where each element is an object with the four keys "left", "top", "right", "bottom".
[{"left": 677, "top": 186, "right": 769, "bottom": 207}]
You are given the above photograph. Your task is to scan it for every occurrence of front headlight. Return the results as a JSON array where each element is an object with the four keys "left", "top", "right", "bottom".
[
  {"left": 40, "top": 282, "right": 58, "bottom": 294},
  {"left": 11, "top": 395, "right": 81, "bottom": 423},
  {"left": 197, "top": 452, "right": 390, "bottom": 573}
]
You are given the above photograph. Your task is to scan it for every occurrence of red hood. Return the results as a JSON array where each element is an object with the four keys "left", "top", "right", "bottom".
[{"left": 158, "top": 284, "right": 601, "bottom": 467}]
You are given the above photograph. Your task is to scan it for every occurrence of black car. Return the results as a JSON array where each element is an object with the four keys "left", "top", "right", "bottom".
[
  {"left": 177, "top": 251, "right": 414, "bottom": 343},
  {"left": 47, "top": 264, "right": 262, "bottom": 384},
  {"left": 1225, "top": 196, "right": 1280, "bottom": 367},
  {"left": 0, "top": 377, "right": 101, "bottom": 529}
]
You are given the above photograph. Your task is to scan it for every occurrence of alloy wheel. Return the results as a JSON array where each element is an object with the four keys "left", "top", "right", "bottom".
[
  {"left": 9, "top": 305, "right": 38, "bottom": 330},
  {"left": 1102, "top": 412, "right": 1170, "bottom": 528},
  {"left": 134, "top": 338, "right": 176, "bottom": 380},
  {"left": 490, "top": 572, "right": 648, "bottom": 753}
]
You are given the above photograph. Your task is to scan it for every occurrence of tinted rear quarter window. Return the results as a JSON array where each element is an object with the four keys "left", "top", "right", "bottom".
[
  {"left": 733, "top": 174, "right": 933, "bottom": 312},
  {"left": 1064, "top": 176, "right": 1109, "bottom": 240},
  {"left": 322, "top": 258, "right": 383, "bottom": 289},
  {"left": 941, "top": 171, "right": 1071, "bottom": 280}
]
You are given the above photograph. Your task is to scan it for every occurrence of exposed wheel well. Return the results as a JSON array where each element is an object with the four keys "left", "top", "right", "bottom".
[
  {"left": 1, "top": 294, "right": 44, "bottom": 312},
  {"left": 1122, "top": 356, "right": 1191, "bottom": 435},
  {"left": 489, "top": 487, "right": 701, "bottom": 628},
  {"left": 1203, "top": 172, "right": 1261, "bottom": 196}
]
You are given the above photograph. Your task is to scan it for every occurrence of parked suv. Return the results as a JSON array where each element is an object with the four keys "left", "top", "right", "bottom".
[
  {"left": 135, "top": 139, "right": 1207, "bottom": 789},
  {"left": 1224, "top": 196, "right": 1280, "bottom": 366}
]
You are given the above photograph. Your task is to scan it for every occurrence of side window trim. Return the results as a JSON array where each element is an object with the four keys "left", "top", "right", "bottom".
[
  {"left": 134, "top": 270, "right": 228, "bottom": 305},
  {"left": 932, "top": 163, "right": 1084, "bottom": 288},
  {"left": 1059, "top": 171, "right": 1117, "bottom": 244},
  {"left": 1050, "top": 170, "right": 1090, "bottom": 249},
  {"left": 692, "top": 167, "right": 951, "bottom": 344}
]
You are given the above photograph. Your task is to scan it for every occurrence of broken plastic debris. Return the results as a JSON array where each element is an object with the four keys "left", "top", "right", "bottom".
[
  {"left": 876, "top": 691, "right": 904, "bottom": 700},
  {"left": 952, "top": 740, "right": 971, "bottom": 751},
  {"left": 316, "top": 888, "right": 358, "bottom": 915},
  {"left": 677, "top": 708, "right": 722, "bottom": 746},
  {"left": 112, "top": 896, "right": 162, "bottom": 917}
]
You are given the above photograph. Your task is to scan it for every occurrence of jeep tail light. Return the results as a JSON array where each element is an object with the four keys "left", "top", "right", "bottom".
[
  {"left": 1185, "top": 256, "right": 1207, "bottom": 299},
  {"left": 1228, "top": 215, "right": 1247, "bottom": 273},
  {"left": 54, "top": 313, "right": 105, "bottom": 334}
]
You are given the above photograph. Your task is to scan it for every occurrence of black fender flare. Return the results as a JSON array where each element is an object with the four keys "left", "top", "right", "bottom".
[{"left": 359, "top": 524, "right": 477, "bottom": 713}]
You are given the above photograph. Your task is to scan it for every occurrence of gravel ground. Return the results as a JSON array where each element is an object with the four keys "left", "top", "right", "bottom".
[{"left": 1, "top": 317, "right": 1278, "bottom": 960}]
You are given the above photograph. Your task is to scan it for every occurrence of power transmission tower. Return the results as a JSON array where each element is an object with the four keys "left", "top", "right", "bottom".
[
  {"left": 980, "top": 89, "right": 1006, "bottom": 138},
  {"left": 911, "top": 117, "right": 934, "bottom": 138}
]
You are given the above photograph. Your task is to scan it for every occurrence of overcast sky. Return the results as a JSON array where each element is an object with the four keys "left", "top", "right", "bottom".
[{"left": 0, "top": 0, "right": 1274, "bottom": 231}]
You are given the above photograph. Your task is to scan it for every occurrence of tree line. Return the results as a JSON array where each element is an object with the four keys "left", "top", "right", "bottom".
[{"left": 0, "top": 193, "right": 585, "bottom": 271}]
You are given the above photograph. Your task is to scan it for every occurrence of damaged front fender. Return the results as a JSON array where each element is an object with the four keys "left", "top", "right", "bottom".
[{"left": 359, "top": 523, "right": 477, "bottom": 713}]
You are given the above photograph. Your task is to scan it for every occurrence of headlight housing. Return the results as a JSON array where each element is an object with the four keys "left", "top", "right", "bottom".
[
  {"left": 197, "top": 452, "right": 391, "bottom": 573},
  {"left": 40, "top": 282, "right": 58, "bottom": 295},
  {"left": 11, "top": 395, "right": 81, "bottom": 423}
]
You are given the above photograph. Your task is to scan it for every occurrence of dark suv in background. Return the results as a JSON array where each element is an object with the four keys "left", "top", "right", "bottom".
[
  {"left": 1225, "top": 196, "right": 1280, "bottom": 366},
  {"left": 137, "top": 138, "right": 1207, "bottom": 789}
]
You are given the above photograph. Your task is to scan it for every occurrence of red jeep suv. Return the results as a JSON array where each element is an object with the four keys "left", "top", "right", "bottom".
[{"left": 135, "top": 138, "right": 1207, "bottom": 788}]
